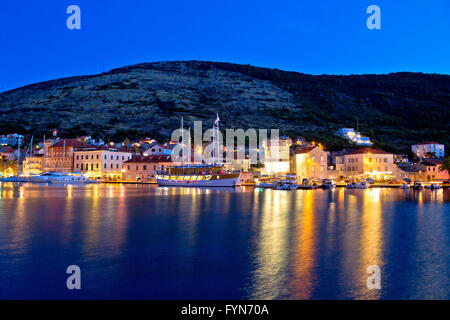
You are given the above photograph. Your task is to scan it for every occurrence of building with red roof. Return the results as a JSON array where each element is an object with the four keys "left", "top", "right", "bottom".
[
  {"left": 122, "top": 155, "right": 173, "bottom": 183},
  {"left": 335, "top": 147, "right": 395, "bottom": 180},
  {"left": 44, "top": 139, "right": 94, "bottom": 173}
]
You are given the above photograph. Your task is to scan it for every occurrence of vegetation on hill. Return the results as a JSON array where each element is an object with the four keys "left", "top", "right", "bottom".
[{"left": 0, "top": 61, "right": 449, "bottom": 153}]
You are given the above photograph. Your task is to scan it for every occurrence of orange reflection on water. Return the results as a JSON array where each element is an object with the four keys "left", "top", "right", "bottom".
[
  {"left": 250, "top": 190, "right": 290, "bottom": 299},
  {"left": 359, "top": 188, "right": 383, "bottom": 299},
  {"left": 290, "top": 190, "right": 316, "bottom": 299}
]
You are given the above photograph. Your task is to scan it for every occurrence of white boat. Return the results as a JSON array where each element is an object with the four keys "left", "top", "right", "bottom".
[
  {"left": 37, "top": 172, "right": 91, "bottom": 184},
  {"left": 346, "top": 180, "right": 369, "bottom": 189},
  {"left": 346, "top": 182, "right": 357, "bottom": 188},
  {"left": 357, "top": 180, "right": 369, "bottom": 189},
  {"left": 257, "top": 182, "right": 275, "bottom": 188},
  {"left": 299, "top": 178, "right": 320, "bottom": 189},
  {"left": 321, "top": 179, "right": 336, "bottom": 189},
  {"left": 274, "top": 179, "right": 299, "bottom": 190},
  {"left": 413, "top": 180, "right": 424, "bottom": 190},
  {"left": 0, "top": 176, "right": 26, "bottom": 182},
  {"left": 256, "top": 178, "right": 280, "bottom": 188},
  {"left": 273, "top": 175, "right": 298, "bottom": 190}
]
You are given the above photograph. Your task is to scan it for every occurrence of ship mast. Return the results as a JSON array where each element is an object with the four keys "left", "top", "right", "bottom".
[
  {"left": 28, "top": 135, "right": 33, "bottom": 158},
  {"left": 43, "top": 135, "right": 46, "bottom": 173},
  {"left": 181, "top": 117, "right": 184, "bottom": 166},
  {"left": 187, "top": 126, "right": 191, "bottom": 167},
  {"left": 213, "top": 113, "right": 220, "bottom": 165},
  {"left": 62, "top": 139, "right": 66, "bottom": 173},
  {"left": 17, "top": 138, "right": 21, "bottom": 175}
]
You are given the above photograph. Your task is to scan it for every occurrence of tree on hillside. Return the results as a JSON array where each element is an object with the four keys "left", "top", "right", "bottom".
[{"left": 439, "top": 157, "right": 450, "bottom": 175}]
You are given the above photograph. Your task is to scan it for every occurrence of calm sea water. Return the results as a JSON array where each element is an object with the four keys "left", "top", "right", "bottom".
[{"left": 0, "top": 182, "right": 449, "bottom": 299}]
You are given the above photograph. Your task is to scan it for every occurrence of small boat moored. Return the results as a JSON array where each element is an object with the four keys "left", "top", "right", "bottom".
[
  {"left": 413, "top": 180, "right": 424, "bottom": 190},
  {"left": 425, "top": 183, "right": 441, "bottom": 190},
  {"left": 273, "top": 175, "right": 299, "bottom": 190},
  {"left": 321, "top": 179, "right": 336, "bottom": 189},
  {"left": 39, "top": 172, "right": 92, "bottom": 184},
  {"left": 346, "top": 179, "right": 369, "bottom": 189}
]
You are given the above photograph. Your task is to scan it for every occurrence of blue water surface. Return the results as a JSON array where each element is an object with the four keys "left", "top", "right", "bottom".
[{"left": 0, "top": 183, "right": 449, "bottom": 299}]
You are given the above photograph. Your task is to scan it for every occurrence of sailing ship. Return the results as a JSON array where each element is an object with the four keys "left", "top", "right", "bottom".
[
  {"left": 156, "top": 164, "right": 242, "bottom": 187},
  {"left": 156, "top": 115, "right": 244, "bottom": 187}
]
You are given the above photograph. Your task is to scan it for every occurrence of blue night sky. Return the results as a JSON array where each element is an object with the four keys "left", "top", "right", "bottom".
[{"left": 0, "top": 0, "right": 449, "bottom": 91}]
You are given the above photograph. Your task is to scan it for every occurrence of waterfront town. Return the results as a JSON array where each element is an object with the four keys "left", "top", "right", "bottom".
[{"left": 0, "top": 128, "right": 448, "bottom": 187}]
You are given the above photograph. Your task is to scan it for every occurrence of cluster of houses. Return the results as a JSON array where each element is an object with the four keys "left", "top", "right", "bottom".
[{"left": 0, "top": 131, "right": 448, "bottom": 183}]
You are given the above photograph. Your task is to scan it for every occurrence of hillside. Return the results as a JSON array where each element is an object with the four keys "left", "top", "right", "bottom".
[{"left": 0, "top": 61, "right": 449, "bottom": 153}]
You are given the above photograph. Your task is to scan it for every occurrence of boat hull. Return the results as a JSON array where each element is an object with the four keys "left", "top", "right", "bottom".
[
  {"left": 157, "top": 176, "right": 239, "bottom": 187},
  {"left": 48, "top": 178, "right": 90, "bottom": 184}
]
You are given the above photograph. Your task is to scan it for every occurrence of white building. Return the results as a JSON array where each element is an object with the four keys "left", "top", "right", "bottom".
[
  {"left": 337, "top": 128, "right": 372, "bottom": 146},
  {"left": 412, "top": 142, "right": 445, "bottom": 159},
  {"left": 260, "top": 137, "right": 292, "bottom": 176},
  {"left": 0, "top": 135, "right": 8, "bottom": 145},
  {"left": 143, "top": 142, "right": 172, "bottom": 156},
  {"left": 7, "top": 134, "right": 25, "bottom": 146}
]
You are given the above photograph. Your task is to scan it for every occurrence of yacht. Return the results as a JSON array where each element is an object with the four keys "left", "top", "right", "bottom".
[
  {"left": 321, "top": 179, "right": 336, "bottom": 189},
  {"left": 400, "top": 183, "right": 410, "bottom": 189},
  {"left": 157, "top": 115, "right": 244, "bottom": 188},
  {"left": 425, "top": 183, "right": 441, "bottom": 190},
  {"left": 256, "top": 178, "right": 280, "bottom": 188},
  {"left": 156, "top": 164, "right": 243, "bottom": 187},
  {"left": 346, "top": 180, "right": 369, "bottom": 189},
  {"left": 37, "top": 172, "right": 91, "bottom": 184},
  {"left": 273, "top": 176, "right": 299, "bottom": 190},
  {"left": 413, "top": 180, "right": 424, "bottom": 190}
]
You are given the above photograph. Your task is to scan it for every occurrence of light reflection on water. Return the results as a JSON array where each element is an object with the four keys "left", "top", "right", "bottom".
[{"left": 0, "top": 182, "right": 449, "bottom": 299}]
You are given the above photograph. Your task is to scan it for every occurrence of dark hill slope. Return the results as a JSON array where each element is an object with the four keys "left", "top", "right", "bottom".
[{"left": 1, "top": 61, "right": 449, "bottom": 153}]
